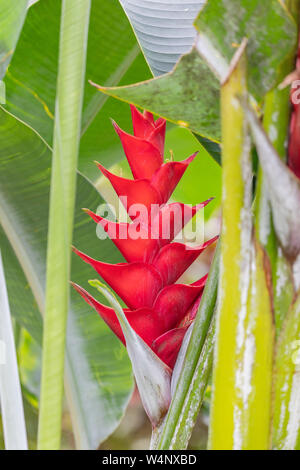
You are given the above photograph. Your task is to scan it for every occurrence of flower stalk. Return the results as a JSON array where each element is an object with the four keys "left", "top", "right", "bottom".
[{"left": 38, "top": 0, "right": 91, "bottom": 449}]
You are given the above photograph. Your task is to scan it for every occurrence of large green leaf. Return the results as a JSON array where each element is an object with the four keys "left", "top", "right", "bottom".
[
  {"left": 118, "top": 0, "right": 221, "bottom": 162},
  {"left": 3, "top": 0, "right": 151, "bottom": 182},
  {"left": 0, "top": 0, "right": 28, "bottom": 79},
  {"left": 94, "top": 0, "right": 296, "bottom": 149},
  {"left": 119, "top": 1, "right": 206, "bottom": 76},
  {"left": 91, "top": 48, "right": 221, "bottom": 141},
  {"left": 0, "top": 105, "right": 133, "bottom": 449},
  {"left": 196, "top": 0, "right": 297, "bottom": 99}
]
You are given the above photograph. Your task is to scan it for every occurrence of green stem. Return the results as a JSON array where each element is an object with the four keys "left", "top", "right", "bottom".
[
  {"left": 209, "top": 44, "right": 252, "bottom": 449},
  {"left": 209, "top": 43, "right": 274, "bottom": 450},
  {"left": 156, "top": 241, "right": 220, "bottom": 450},
  {"left": 37, "top": 0, "right": 91, "bottom": 449}
]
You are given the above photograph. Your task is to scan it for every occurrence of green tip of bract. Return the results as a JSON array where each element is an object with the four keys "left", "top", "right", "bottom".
[
  {"left": 88, "top": 279, "right": 118, "bottom": 302},
  {"left": 88, "top": 279, "right": 105, "bottom": 290}
]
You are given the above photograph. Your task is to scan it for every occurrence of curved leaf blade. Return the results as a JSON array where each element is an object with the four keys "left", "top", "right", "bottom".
[{"left": 91, "top": 47, "right": 221, "bottom": 141}]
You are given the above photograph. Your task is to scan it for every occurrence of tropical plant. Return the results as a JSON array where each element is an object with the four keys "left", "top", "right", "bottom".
[
  {"left": 0, "top": 0, "right": 299, "bottom": 451},
  {"left": 71, "top": 105, "right": 217, "bottom": 441}
]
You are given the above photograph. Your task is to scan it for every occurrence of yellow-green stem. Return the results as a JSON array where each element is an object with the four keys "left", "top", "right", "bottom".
[
  {"left": 37, "top": 0, "right": 91, "bottom": 449},
  {"left": 209, "top": 44, "right": 274, "bottom": 450},
  {"left": 209, "top": 45, "right": 251, "bottom": 449}
]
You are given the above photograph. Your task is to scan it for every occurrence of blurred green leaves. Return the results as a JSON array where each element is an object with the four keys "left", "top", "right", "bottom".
[
  {"left": 165, "top": 127, "right": 221, "bottom": 217},
  {"left": 0, "top": 0, "right": 28, "bottom": 79},
  {"left": 3, "top": 0, "right": 151, "bottom": 182}
]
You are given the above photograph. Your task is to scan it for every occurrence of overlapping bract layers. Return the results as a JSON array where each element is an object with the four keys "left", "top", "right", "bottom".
[{"left": 73, "top": 106, "right": 216, "bottom": 369}]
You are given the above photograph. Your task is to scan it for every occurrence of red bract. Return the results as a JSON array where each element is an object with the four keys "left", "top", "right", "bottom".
[
  {"left": 289, "top": 37, "right": 300, "bottom": 179},
  {"left": 72, "top": 105, "right": 217, "bottom": 369}
]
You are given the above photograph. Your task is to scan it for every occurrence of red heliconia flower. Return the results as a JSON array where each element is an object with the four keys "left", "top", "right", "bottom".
[
  {"left": 289, "top": 37, "right": 300, "bottom": 179},
  {"left": 72, "top": 105, "right": 217, "bottom": 370}
]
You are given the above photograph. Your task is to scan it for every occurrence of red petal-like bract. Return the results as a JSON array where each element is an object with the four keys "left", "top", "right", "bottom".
[{"left": 73, "top": 106, "right": 217, "bottom": 369}]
